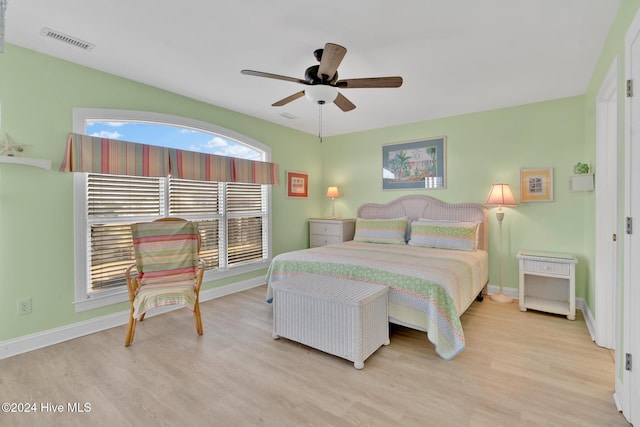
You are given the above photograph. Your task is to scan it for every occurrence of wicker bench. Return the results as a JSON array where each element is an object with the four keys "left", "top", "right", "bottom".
[{"left": 271, "top": 273, "right": 390, "bottom": 369}]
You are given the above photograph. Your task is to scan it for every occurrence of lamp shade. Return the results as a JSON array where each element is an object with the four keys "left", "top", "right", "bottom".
[
  {"left": 485, "top": 183, "right": 517, "bottom": 207},
  {"left": 305, "top": 85, "right": 338, "bottom": 104},
  {"left": 326, "top": 186, "right": 340, "bottom": 198}
]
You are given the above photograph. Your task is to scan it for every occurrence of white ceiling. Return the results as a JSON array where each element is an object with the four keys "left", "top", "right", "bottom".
[{"left": 4, "top": 0, "right": 621, "bottom": 137}]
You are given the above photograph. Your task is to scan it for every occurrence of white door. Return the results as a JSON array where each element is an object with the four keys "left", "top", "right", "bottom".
[
  {"left": 621, "top": 9, "right": 640, "bottom": 424},
  {"left": 595, "top": 57, "right": 619, "bottom": 350}
]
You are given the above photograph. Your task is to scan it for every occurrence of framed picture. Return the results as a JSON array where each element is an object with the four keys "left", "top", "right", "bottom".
[
  {"left": 382, "top": 136, "right": 446, "bottom": 190},
  {"left": 286, "top": 171, "right": 308, "bottom": 198},
  {"left": 520, "top": 168, "right": 554, "bottom": 202}
]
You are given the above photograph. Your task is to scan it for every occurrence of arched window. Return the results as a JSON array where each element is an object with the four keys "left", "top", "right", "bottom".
[{"left": 72, "top": 109, "right": 272, "bottom": 311}]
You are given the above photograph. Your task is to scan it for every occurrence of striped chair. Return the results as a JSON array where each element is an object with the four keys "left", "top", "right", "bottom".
[{"left": 124, "top": 218, "right": 205, "bottom": 346}]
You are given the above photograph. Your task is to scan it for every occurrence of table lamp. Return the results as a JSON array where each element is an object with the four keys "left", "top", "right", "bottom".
[{"left": 326, "top": 186, "right": 340, "bottom": 218}]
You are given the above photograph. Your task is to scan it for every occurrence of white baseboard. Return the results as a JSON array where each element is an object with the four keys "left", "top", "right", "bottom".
[
  {"left": 614, "top": 377, "right": 631, "bottom": 423},
  {"left": 486, "top": 285, "right": 596, "bottom": 341},
  {"left": 486, "top": 284, "right": 519, "bottom": 299},
  {"left": 577, "top": 298, "right": 596, "bottom": 341},
  {"left": 0, "top": 277, "right": 265, "bottom": 360}
]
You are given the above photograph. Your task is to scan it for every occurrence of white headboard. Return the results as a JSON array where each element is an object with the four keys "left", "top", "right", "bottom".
[{"left": 357, "top": 195, "right": 489, "bottom": 251}]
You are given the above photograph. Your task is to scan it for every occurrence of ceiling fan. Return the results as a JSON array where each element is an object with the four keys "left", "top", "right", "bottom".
[{"left": 241, "top": 43, "right": 403, "bottom": 112}]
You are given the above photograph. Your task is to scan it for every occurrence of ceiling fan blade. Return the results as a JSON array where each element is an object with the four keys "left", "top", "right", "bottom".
[
  {"left": 272, "top": 91, "right": 305, "bottom": 107},
  {"left": 241, "top": 69, "right": 308, "bottom": 85},
  {"left": 336, "top": 76, "right": 403, "bottom": 89},
  {"left": 334, "top": 92, "right": 356, "bottom": 112},
  {"left": 318, "top": 43, "right": 347, "bottom": 81}
]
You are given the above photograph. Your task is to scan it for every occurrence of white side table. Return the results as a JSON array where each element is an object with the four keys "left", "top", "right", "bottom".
[
  {"left": 309, "top": 218, "right": 355, "bottom": 248},
  {"left": 517, "top": 250, "right": 577, "bottom": 320}
]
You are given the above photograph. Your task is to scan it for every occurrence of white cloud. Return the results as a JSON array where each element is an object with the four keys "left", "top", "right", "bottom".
[
  {"left": 187, "top": 136, "right": 261, "bottom": 160},
  {"left": 87, "top": 121, "right": 127, "bottom": 127},
  {"left": 90, "top": 131, "right": 123, "bottom": 139},
  {"left": 205, "top": 136, "right": 229, "bottom": 148}
]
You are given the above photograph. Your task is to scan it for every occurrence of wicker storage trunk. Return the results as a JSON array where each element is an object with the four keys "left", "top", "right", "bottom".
[{"left": 271, "top": 273, "right": 390, "bottom": 369}]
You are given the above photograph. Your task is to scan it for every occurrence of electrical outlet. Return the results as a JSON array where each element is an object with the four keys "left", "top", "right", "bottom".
[{"left": 17, "top": 298, "right": 32, "bottom": 315}]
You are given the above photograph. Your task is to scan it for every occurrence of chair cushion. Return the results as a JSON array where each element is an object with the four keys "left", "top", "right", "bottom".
[
  {"left": 133, "top": 282, "right": 197, "bottom": 319},
  {"left": 131, "top": 221, "right": 199, "bottom": 285}
]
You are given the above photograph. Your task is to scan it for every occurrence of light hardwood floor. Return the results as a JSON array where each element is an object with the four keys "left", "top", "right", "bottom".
[{"left": 1, "top": 285, "right": 629, "bottom": 427}]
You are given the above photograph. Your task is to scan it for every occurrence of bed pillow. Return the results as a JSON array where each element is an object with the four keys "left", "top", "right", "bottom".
[
  {"left": 353, "top": 217, "right": 408, "bottom": 245},
  {"left": 408, "top": 219, "right": 479, "bottom": 251},
  {"left": 418, "top": 218, "right": 481, "bottom": 249}
]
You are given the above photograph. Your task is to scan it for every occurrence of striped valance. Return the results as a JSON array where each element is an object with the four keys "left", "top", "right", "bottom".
[
  {"left": 60, "top": 133, "right": 170, "bottom": 177},
  {"left": 60, "top": 133, "right": 280, "bottom": 185}
]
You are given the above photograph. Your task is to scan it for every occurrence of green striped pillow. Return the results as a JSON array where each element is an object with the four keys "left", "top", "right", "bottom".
[
  {"left": 408, "top": 220, "right": 479, "bottom": 251},
  {"left": 353, "top": 217, "right": 408, "bottom": 244}
]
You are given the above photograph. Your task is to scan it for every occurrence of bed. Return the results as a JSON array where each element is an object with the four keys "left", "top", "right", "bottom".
[{"left": 266, "top": 195, "right": 489, "bottom": 360}]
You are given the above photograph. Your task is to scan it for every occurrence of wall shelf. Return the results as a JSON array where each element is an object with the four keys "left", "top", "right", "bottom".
[
  {"left": 568, "top": 173, "right": 594, "bottom": 192},
  {"left": 0, "top": 156, "right": 52, "bottom": 170}
]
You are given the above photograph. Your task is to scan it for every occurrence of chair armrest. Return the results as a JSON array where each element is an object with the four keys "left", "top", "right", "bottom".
[
  {"left": 124, "top": 264, "right": 139, "bottom": 303},
  {"left": 194, "top": 259, "right": 206, "bottom": 294}
]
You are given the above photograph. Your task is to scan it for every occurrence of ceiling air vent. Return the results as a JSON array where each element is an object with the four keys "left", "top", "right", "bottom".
[{"left": 40, "top": 27, "right": 94, "bottom": 51}]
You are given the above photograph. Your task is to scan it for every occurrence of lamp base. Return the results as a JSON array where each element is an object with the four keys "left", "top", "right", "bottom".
[{"left": 490, "top": 293, "right": 513, "bottom": 304}]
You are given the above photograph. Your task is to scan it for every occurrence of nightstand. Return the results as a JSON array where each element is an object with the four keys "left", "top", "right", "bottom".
[
  {"left": 517, "top": 250, "right": 577, "bottom": 320},
  {"left": 309, "top": 218, "right": 355, "bottom": 248}
]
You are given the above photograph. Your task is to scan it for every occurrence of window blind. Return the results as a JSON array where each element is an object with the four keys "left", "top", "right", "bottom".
[
  {"left": 88, "top": 174, "right": 164, "bottom": 290},
  {"left": 86, "top": 176, "right": 267, "bottom": 290},
  {"left": 90, "top": 223, "right": 136, "bottom": 290},
  {"left": 226, "top": 183, "right": 265, "bottom": 266},
  {"left": 168, "top": 178, "right": 221, "bottom": 270},
  {"left": 169, "top": 178, "right": 219, "bottom": 216},
  {"left": 88, "top": 174, "right": 164, "bottom": 217}
]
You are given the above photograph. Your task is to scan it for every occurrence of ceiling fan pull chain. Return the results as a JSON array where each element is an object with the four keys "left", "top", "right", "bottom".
[{"left": 318, "top": 102, "right": 323, "bottom": 143}]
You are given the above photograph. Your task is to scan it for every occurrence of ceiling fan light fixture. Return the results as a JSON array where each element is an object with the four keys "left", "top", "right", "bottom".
[{"left": 305, "top": 85, "right": 338, "bottom": 104}]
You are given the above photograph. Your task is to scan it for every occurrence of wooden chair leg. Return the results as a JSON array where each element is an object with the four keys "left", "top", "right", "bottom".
[
  {"left": 125, "top": 308, "right": 137, "bottom": 347},
  {"left": 139, "top": 312, "right": 146, "bottom": 322},
  {"left": 194, "top": 302, "right": 203, "bottom": 336}
]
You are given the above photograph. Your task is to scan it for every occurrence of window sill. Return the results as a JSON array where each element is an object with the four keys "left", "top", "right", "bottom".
[{"left": 74, "top": 289, "right": 129, "bottom": 312}]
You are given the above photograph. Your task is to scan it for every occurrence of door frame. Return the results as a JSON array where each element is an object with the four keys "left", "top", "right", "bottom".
[
  {"left": 594, "top": 56, "right": 619, "bottom": 350},
  {"left": 618, "top": 9, "right": 640, "bottom": 423}
]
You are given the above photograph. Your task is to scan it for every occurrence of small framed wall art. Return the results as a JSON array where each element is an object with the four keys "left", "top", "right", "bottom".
[
  {"left": 520, "top": 168, "right": 554, "bottom": 202},
  {"left": 286, "top": 171, "right": 308, "bottom": 198},
  {"left": 382, "top": 136, "right": 447, "bottom": 190}
]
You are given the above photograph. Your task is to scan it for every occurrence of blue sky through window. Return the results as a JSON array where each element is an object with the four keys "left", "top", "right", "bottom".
[{"left": 86, "top": 121, "right": 261, "bottom": 160}]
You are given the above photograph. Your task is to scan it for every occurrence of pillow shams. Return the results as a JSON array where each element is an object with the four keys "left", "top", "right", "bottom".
[
  {"left": 418, "top": 218, "right": 481, "bottom": 248},
  {"left": 408, "top": 219, "right": 479, "bottom": 251},
  {"left": 353, "top": 217, "right": 408, "bottom": 244}
]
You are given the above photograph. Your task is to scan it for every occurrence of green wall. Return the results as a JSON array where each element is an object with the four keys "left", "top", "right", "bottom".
[
  {"left": 0, "top": 44, "right": 322, "bottom": 341},
  {"left": 320, "top": 97, "right": 588, "bottom": 299}
]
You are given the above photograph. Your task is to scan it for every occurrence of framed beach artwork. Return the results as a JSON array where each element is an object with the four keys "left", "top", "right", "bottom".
[
  {"left": 520, "top": 168, "right": 554, "bottom": 202},
  {"left": 286, "top": 171, "right": 308, "bottom": 198},
  {"left": 382, "top": 136, "right": 447, "bottom": 190}
]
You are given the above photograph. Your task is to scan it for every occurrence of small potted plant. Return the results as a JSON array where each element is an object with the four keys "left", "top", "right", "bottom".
[{"left": 573, "top": 162, "right": 590, "bottom": 174}]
